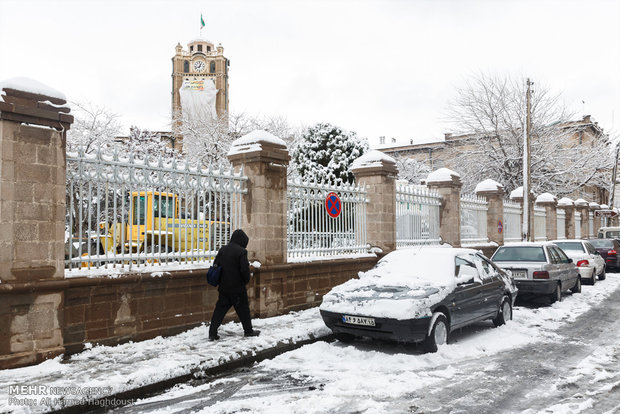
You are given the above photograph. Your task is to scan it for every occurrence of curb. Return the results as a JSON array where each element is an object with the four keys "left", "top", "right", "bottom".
[{"left": 48, "top": 333, "right": 334, "bottom": 413}]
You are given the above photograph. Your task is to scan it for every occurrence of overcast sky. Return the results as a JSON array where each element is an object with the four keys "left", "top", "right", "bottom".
[{"left": 1, "top": 0, "right": 619, "bottom": 147}]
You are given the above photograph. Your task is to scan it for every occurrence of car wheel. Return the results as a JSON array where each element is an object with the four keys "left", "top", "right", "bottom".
[
  {"left": 591, "top": 272, "right": 596, "bottom": 285},
  {"left": 571, "top": 277, "right": 582, "bottom": 294},
  {"left": 598, "top": 268, "right": 606, "bottom": 280},
  {"left": 423, "top": 313, "right": 449, "bottom": 353},
  {"left": 549, "top": 283, "right": 562, "bottom": 304},
  {"left": 335, "top": 333, "right": 355, "bottom": 343},
  {"left": 493, "top": 296, "right": 512, "bottom": 327}
]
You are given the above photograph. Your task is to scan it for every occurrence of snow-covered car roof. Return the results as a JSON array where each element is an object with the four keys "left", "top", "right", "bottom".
[
  {"left": 502, "top": 241, "right": 558, "bottom": 248},
  {"left": 551, "top": 239, "right": 589, "bottom": 244}
]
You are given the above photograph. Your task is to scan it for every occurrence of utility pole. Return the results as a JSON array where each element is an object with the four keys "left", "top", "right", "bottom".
[{"left": 522, "top": 78, "right": 533, "bottom": 241}]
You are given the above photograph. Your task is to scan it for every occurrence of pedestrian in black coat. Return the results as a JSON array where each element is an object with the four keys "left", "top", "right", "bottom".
[{"left": 208, "top": 229, "right": 260, "bottom": 340}]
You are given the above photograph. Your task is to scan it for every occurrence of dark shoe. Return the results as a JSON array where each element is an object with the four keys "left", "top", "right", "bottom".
[
  {"left": 244, "top": 330, "right": 260, "bottom": 337},
  {"left": 209, "top": 334, "right": 220, "bottom": 341}
]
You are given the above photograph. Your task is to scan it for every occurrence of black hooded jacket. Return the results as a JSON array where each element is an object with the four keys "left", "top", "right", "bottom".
[{"left": 214, "top": 229, "right": 251, "bottom": 294}]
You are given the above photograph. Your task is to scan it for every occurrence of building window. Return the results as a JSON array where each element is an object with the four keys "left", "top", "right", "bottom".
[
  {"left": 198, "top": 45, "right": 203, "bottom": 52},
  {"left": 190, "top": 45, "right": 193, "bottom": 52},
  {"left": 207, "top": 46, "right": 211, "bottom": 52},
  {"left": 210, "top": 61, "right": 216, "bottom": 73},
  {"left": 183, "top": 60, "right": 189, "bottom": 73}
]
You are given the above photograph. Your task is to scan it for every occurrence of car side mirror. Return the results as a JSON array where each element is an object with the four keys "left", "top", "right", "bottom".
[{"left": 568, "top": 258, "right": 573, "bottom": 263}]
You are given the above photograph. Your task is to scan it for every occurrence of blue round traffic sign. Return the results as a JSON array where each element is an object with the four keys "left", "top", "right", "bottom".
[{"left": 325, "top": 192, "right": 342, "bottom": 218}]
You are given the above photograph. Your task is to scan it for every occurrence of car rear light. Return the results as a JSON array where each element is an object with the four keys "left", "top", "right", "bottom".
[
  {"left": 533, "top": 271, "right": 549, "bottom": 279},
  {"left": 608, "top": 250, "right": 617, "bottom": 256},
  {"left": 576, "top": 260, "right": 589, "bottom": 267}
]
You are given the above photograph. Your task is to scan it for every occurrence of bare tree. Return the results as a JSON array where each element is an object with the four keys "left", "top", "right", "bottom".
[
  {"left": 444, "top": 73, "right": 612, "bottom": 196},
  {"left": 394, "top": 155, "right": 431, "bottom": 184},
  {"left": 67, "top": 101, "right": 122, "bottom": 153}
]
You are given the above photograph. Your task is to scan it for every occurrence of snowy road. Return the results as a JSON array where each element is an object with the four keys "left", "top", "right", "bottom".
[{"left": 115, "top": 274, "right": 620, "bottom": 414}]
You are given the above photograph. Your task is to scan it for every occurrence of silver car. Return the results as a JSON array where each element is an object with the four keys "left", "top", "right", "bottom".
[
  {"left": 552, "top": 240, "right": 606, "bottom": 285},
  {"left": 491, "top": 242, "right": 581, "bottom": 303}
]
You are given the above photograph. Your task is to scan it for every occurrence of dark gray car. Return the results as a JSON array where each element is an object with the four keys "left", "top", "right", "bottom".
[{"left": 491, "top": 242, "right": 581, "bottom": 303}]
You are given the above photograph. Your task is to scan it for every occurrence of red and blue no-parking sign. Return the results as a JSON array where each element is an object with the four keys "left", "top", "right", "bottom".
[{"left": 325, "top": 192, "right": 342, "bottom": 218}]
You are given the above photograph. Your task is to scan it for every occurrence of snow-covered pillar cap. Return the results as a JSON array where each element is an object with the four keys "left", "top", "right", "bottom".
[
  {"left": 589, "top": 201, "right": 601, "bottom": 210},
  {"left": 535, "top": 192, "right": 557, "bottom": 206},
  {"left": 227, "top": 129, "right": 290, "bottom": 164},
  {"left": 0, "top": 76, "right": 73, "bottom": 130},
  {"left": 574, "top": 198, "right": 589, "bottom": 207},
  {"left": 425, "top": 168, "right": 462, "bottom": 188},
  {"left": 351, "top": 150, "right": 397, "bottom": 178},
  {"left": 474, "top": 179, "right": 504, "bottom": 196},
  {"left": 600, "top": 203, "right": 609, "bottom": 209},
  {"left": 557, "top": 197, "right": 575, "bottom": 208}
]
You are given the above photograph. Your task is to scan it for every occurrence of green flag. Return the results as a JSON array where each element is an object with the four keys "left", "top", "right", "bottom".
[{"left": 200, "top": 14, "right": 205, "bottom": 29}]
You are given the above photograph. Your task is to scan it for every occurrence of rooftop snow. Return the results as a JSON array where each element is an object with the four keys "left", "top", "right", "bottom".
[
  {"left": 0, "top": 77, "right": 66, "bottom": 100},
  {"left": 426, "top": 168, "right": 460, "bottom": 183},
  {"left": 351, "top": 150, "right": 395, "bottom": 169},
  {"left": 474, "top": 179, "right": 503, "bottom": 193}
]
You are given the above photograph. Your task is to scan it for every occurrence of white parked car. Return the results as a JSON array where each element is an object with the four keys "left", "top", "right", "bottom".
[{"left": 552, "top": 240, "right": 605, "bottom": 285}]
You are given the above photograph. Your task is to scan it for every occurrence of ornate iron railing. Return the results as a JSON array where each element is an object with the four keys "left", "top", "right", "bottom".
[
  {"left": 395, "top": 183, "right": 441, "bottom": 247},
  {"left": 503, "top": 199, "right": 522, "bottom": 243},
  {"left": 460, "top": 194, "right": 488, "bottom": 245},
  {"left": 557, "top": 209, "right": 567, "bottom": 239},
  {"left": 534, "top": 205, "right": 547, "bottom": 241}
]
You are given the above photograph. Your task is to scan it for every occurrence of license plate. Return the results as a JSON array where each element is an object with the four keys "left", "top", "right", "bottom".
[
  {"left": 342, "top": 315, "right": 375, "bottom": 326},
  {"left": 512, "top": 270, "right": 527, "bottom": 278}
]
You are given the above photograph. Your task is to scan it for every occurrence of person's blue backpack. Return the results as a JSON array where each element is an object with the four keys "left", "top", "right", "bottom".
[{"left": 206, "top": 264, "right": 222, "bottom": 286}]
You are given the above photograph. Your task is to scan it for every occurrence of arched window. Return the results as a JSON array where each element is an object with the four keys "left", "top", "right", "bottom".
[
  {"left": 183, "top": 60, "right": 189, "bottom": 73},
  {"left": 210, "top": 61, "right": 216, "bottom": 73}
]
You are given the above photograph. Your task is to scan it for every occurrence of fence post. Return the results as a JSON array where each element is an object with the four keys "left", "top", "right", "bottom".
[
  {"left": 536, "top": 193, "right": 558, "bottom": 241},
  {"left": 352, "top": 150, "right": 398, "bottom": 253},
  {"left": 474, "top": 179, "right": 504, "bottom": 246},
  {"left": 558, "top": 198, "right": 575, "bottom": 239},
  {"left": 0, "top": 78, "right": 73, "bottom": 367},
  {"left": 574, "top": 199, "right": 589, "bottom": 239},
  {"left": 426, "top": 168, "right": 462, "bottom": 248},
  {"left": 590, "top": 202, "right": 601, "bottom": 236},
  {"left": 227, "top": 130, "right": 290, "bottom": 266}
]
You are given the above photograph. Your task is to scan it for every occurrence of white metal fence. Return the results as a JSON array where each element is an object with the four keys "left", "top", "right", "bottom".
[
  {"left": 66, "top": 146, "right": 246, "bottom": 272},
  {"left": 503, "top": 199, "right": 522, "bottom": 243},
  {"left": 460, "top": 194, "right": 488, "bottom": 245},
  {"left": 575, "top": 211, "right": 582, "bottom": 239},
  {"left": 287, "top": 179, "right": 368, "bottom": 260},
  {"left": 534, "top": 206, "right": 547, "bottom": 241},
  {"left": 557, "top": 209, "right": 566, "bottom": 240},
  {"left": 395, "top": 183, "right": 441, "bottom": 247}
]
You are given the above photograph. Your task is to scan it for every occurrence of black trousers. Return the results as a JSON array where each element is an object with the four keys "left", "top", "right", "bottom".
[{"left": 209, "top": 289, "right": 253, "bottom": 336}]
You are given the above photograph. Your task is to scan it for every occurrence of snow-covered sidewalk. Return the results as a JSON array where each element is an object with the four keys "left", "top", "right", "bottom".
[{"left": 0, "top": 308, "right": 331, "bottom": 413}]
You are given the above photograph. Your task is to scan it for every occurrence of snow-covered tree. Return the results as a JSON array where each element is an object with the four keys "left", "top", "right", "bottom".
[
  {"left": 292, "top": 123, "right": 368, "bottom": 184},
  {"left": 394, "top": 155, "right": 431, "bottom": 184},
  {"left": 173, "top": 109, "right": 232, "bottom": 168},
  {"left": 67, "top": 101, "right": 121, "bottom": 153},
  {"left": 444, "top": 73, "right": 612, "bottom": 196},
  {"left": 125, "top": 126, "right": 180, "bottom": 160}
]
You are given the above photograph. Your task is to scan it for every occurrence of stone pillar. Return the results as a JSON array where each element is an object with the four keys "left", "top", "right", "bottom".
[
  {"left": 558, "top": 198, "right": 575, "bottom": 239},
  {"left": 474, "top": 179, "right": 504, "bottom": 245},
  {"left": 352, "top": 150, "right": 398, "bottom": 253},
  {"left": 535, "top": 193, "right": 557, "bottom": 241},
  {"left": 590, "top": 202, "right": 601, "bottom": 236},
  {"left": 227, "top": 130, "right": 290, "bottom": 266},
  {"left": 426, "top": 168, "right": 462, "bottom": 247},
  {"left": 574, "top": 199, "right": 589, "bottom": 239},
  {"left": 0, "top": 78, "right": 73, "bottom": 368}
]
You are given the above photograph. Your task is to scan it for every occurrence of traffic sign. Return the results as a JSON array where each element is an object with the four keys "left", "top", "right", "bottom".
[
  {"left": 498, "top": 220, "right": 503, "bottom": 234},
  {"left": 325, "top": 192, "right": 342, "bottom": 218},
  {"left": 594, "top": 209, "right": 618, "bottom": 218}
]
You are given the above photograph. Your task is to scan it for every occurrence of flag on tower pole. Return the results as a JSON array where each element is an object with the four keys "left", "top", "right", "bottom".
[{"left": 200, "top": 14, "right": 205, "bottom": 29}]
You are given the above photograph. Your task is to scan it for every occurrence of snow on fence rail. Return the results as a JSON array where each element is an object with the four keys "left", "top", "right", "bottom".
[
  {"left": 395, "top": 183, "right": 441, "bottom": 247},
  {"left": 287, "top": 179, "right": 368, "bottom": 260},
  {"left": 503, "top": 199, "right": 522, "bottom": 243},
  {"left": 534, "top": 205, "right": 547, "bottom": 241},
  {"left": 65, "top": 146, "right": 246, "bottom": 274},
  {"left": 557, "top": 209, "right": 566, "bottom": 239},
  {"left": 460, "top": 194, "right": 488, "bottom": 246}
]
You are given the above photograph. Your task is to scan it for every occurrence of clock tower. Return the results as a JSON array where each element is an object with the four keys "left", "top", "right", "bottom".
[{"left": 171, "top": 38, "right": 229, "bottom": 126}]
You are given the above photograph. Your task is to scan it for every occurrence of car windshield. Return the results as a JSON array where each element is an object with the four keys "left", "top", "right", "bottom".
[
  {"left": 590, "top": 239, "right": 614, "bottom": 248},
  {"left": 604, "top": 231, "right": 620, "bottom": 238},
  {"left": 554, "top": 242, "right": 584, "bottom": 252},
  {"left": 492, "top": 246, "right": 546, "bottom": 262}
]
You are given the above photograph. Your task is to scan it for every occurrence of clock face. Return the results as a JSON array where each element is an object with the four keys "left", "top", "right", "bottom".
[{"left": 193, "top": 60, "right": 206, "bottom": 72}]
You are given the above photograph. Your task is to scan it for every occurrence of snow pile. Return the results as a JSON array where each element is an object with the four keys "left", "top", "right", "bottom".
[
  {"left": 510, "top": 186, "right": 523, "bottom": 199},
  {"left": 426, "top": 168, "right": 460, "bottom": 183},
  {"left": 536, "top": 192, "right": 557, "bottom": 203},
  {"left": 351, "top": 150, "right": 395, "bottom": 170},
  {"left": 0, "top": 77, "right": 66, "bottom": 100},
  {"left": 474, "top": 178, "right": 503, "bottom": 193},
  {"left": 320, "top": 247, "right": 469, "bottom": 319}
]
